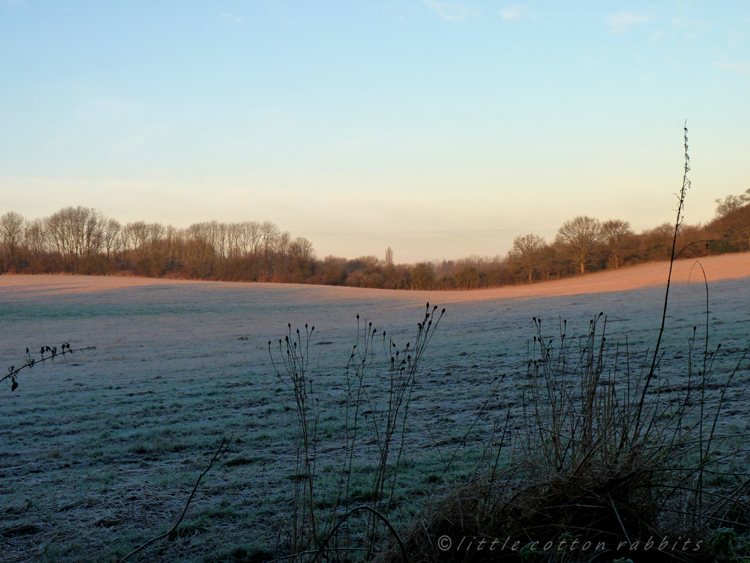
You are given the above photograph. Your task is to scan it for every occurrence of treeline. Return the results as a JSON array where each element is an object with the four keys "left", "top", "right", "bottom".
[
  {"left": 0, "top": 208, "right": 317, "bottom": 282},
  {"left": 0, "top": 190, "right": 748, "bottom": 290},
  {"left": 503, "top": 189, "right": 750, "bottom": 285}
]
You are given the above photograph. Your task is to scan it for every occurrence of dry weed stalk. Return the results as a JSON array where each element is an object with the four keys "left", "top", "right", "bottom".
[
  {"left": 269, "top": 323, "right": 321, "bottom": 554},
  {"left": 269, "top": 303, "right": 444, "bottom": 562},
  {"left": 634, "top": 119, "right": 692, "bottom": 431}
]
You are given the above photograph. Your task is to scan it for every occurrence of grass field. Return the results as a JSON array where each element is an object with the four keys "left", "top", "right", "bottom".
[{"left": 1, "top": 256, "right": 750, "bottom": 562}]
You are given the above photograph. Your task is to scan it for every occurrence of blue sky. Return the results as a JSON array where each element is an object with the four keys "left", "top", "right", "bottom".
[{"left": 1, "top": 1, "right": 748, "bottom": 262}]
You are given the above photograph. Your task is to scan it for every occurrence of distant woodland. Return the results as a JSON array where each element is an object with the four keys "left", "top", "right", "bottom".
[{"left": 1, "top": 190, "right": 748, "bottom": 290}]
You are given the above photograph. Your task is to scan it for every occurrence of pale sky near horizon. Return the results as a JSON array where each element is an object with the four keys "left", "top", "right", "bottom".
[{"left": 1, "top": 1, "right": 748, "bottom": 263}]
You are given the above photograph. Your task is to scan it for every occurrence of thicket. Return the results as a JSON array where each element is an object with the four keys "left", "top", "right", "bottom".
[{"left": 1, "top": 189, "right": 748, "bottom": 289}]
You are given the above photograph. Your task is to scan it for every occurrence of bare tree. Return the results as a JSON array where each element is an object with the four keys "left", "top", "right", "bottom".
[
  {"left": 0, "top": 211, "right": 26, "bottom": 270},
  {"left": 226, "top": 223, "right": 244, "bottom": 258},
  {"left": 287, "top": 237, "right": 316, "bottom": 281},
  {"left": 123, "top": 222, "right": 150, "bottom": 259},
  {"left": 277, "top": 231, "right": 291, "bottom": 257},
  {"left": 45, "top": 208, "right": 74, "bottom": 258},
  {"left": 182, "top": 223, "right": 215, "bottom": 278},
  {"left": 639, "top": 222, "right": 675, "bottom": 261},
  {"left": 508, "top": 234, "right": 546, "bottom": 283},
  {"left": 24, "top": 218, "right": 48, "bottom": 256},
  {"left": 260, "top": 221, "right": 280, "bottom": 279},
  {"left": 555, "top": 216, "right": 601, "bottom": 274},
  {"left": 385, "top": 247, "right": 393, "bottom": 266},
  {"left": 187, "top": 221, "right": 225, "bottom": 258},
  {"left": 600, "top": 219, "right": 634, "bottom": 269},
  {"left": 207, "top": 221, "right": 227, "bottom": 259},
  {"left": 241, "top": 221, "right": 261, "bottom": 256},
  {"left": 290, "top": 237, "right": 315, "bottom": 262},
  {"left": 103, "top": 218, "right": 122, "bottom": 261},
  {"left": 163, "top": 225, "right": 180, "bottom": 269},
  {"left": 260, "top": 221, "right": 279, "bottom": 256},
  {"left": 82, "top": 209, "right": 106, "bottom": 260},
  {"left": 45, "top": 206, "right": 103, "bottom": 272},
  {"left": 714, "top": 188, "right": 750, "bottom": 219}
]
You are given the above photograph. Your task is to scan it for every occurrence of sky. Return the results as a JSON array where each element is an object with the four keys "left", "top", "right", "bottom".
[{"left": 1, "top": 1, "right": 748, "bottom": 263}]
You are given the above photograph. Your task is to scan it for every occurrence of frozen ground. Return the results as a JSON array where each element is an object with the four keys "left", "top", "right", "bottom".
[{"left": 1, "top": 253, "right": 749, "bottom": 562}]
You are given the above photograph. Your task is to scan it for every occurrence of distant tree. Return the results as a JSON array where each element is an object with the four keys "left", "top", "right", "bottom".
[
  {"left": 385, "top": 247, "right": 393, "bottom": 266},
  {"left": 260, "top": 221, "right": 280, "bottom": 256},
  {"left": 714, "top": 188, "right": 750, "bottom": 219},
  {"left": 454, "top": 266, "right": 482, "bottom": 289},
  {"left": 638, "top": 222, "right": 673, "bottom": 262},
  {"left": 434, "top": 274, "right": 456, "bottom": 289},
  {"left": 600, "top": 219, "right": 634, "bottom": 269},
  {"left": 434, "top": 259, "right": 455, "bottom": 276},
  {"left": 411, "top": 263, "right": 435, "bottom": 289},
  {"left": 290, "top": 237, "right": 315, "bottom": 262},
  {"left": 555, "top": 216, "right": 601, "bottom": 274},
  {"left": 0, "top": 211, "right": 26, "bottom": 271},
  {"left": 708, "top": 203, "right": 750, "bottom": 254},
  {"left": 312, "top": 256, "right": 347, "bottom": 285},
  {"left": 243, "top": 221, "right": 262, "bottom": 256},
  {"left": 383, "top": 263, "right": 409, "bottom": 289},
  {"left": 277, "top": 230, "right": 291, "bottom": 256},
  {"left": 209, "top": 221, "right": 228, "bottom": 259},
  {"left": 675, "top": 223, "right": 710, "bottom": 259},
  {"left": 508, "top": 234, "right": 546, "bottom": 283},
  {"left": 163, "top": 225, "right": 181, "bottom": 271},
  {"left": 347, "top": 256, "right": 380, "bottom": 272},
  {"left": 224, "top": 223, "right": 242, "bottom": 259},
  {"left": 537, "top": 244, "right": 564, "bottom": 280},
  {"left": 183, "top": 223, "right": 216, "bottom": 278},
  {"left": 102, "top": 218, "right": 122, "bottom": 262},
  {"left": 82, "top": 209, "right": 106, "bottom": 260},
  {"left": 24, "top": 218, "right": 49, "bottom": 270},
  {"left": 45, "top": 206, "right": 104, "bottom": 273},
  {"left": 121, "top": 221, "right": 167, "bottom": 276},
  {"left": 286, "top": 237, "right": 316, "bottom": 282},
  {"left": 123, "top": 222, "right": 150, "bottom": 260}
]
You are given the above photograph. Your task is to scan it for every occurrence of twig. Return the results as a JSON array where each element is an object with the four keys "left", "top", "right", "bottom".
[
  {"left": 609, "top": 496, "right": 631, "bottom": 545},
  {"left": 307, "top": 505, "right": 408, "bottom": 563},
  {"left": 2, "top": 344, "right": 97, "bottom": 391},
  {"left": 118, "top": 436, "right": 232, "bottom": 563}
]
